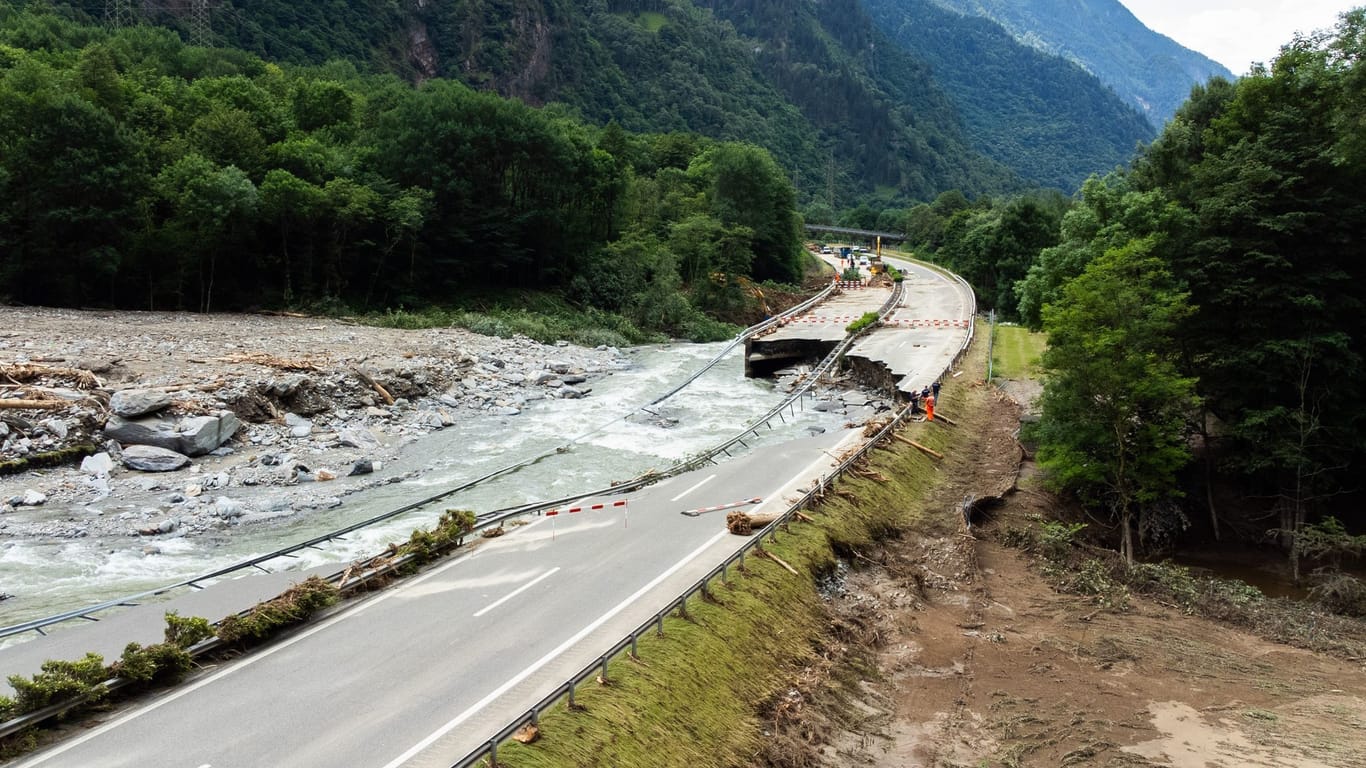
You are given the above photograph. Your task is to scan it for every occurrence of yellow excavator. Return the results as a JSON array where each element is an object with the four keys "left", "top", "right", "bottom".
[{"left": 709, "top": 272, "right": 772, "bottom": 315}]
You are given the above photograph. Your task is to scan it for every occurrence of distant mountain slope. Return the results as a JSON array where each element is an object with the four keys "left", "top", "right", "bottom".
[
  {"left": 33, "top": 0, "right": 1164, "bottom": 197},
  {"left": 863, "top": 0, "right": 1154, "bottom": 190},
  {"left": 926, "top": 0, "right": 1234, "bottom": 125}
]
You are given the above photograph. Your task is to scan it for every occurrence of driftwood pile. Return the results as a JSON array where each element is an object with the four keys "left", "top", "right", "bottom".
[{"left": 1, "top": 363, "right": 106, "bottom": 410}]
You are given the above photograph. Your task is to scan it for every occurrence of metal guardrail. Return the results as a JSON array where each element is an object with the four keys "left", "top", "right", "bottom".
[
  {"left": 0, "top": 285, "right": 839, "bottom": 641},
  {"left": 447, "top": 272, "right": 968, "bottom": 768},
  {"left": 449, "top": 387, "right": 924, "bottom": 768}
]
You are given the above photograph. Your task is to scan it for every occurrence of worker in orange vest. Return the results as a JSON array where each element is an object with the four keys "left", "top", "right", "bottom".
[{"left": 925, "top": 394, "right": 935, "bottom": 421}]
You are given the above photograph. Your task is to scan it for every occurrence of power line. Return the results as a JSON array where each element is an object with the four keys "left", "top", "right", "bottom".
[{"left": 104, "top": 0, "right": 135, "bottom": 29}]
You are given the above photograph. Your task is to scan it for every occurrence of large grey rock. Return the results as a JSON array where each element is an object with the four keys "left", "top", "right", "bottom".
[
  {"left": 106, "top": 412, "right": 240, "bottom": 456},
  {"left": 175, "top": 413, "right": 242, "bottom": 456},
  {"left": 338, "top": 428, "right": 380, "bottom": 448},
  {"left": 284, "top": 412, "right": 313, "bottom": 438},
  {"left": 80, "top": 452, "right": 115, "bottom": 476},
  {"left": 213, "top": 497, "right": 245, "bottom": 518},
  {"left": 121, "top": 445, "right": 190, "bottom": 472},
  {"left": 103, "top": 415, "right": 182, "bottom": 452},
  {"left": 38, "top": 418, "right": 69, "bottom": 439},
  {"left": 110, "top": 389, "right": 173, "bottom": 417}
]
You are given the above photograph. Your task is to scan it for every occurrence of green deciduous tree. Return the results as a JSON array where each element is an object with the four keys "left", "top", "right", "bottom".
[{"left": 1036, "top": 239, "right": 1199, "bottom": 565}]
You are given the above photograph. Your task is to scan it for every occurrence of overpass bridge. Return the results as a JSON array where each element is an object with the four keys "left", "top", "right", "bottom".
[{"left": 804, "top": 223, "right": 907, "bottom": 242}]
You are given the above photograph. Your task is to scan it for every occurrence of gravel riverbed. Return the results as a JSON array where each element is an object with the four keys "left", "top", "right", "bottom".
[{"left": 0, "top": 307, "right": 631, "bottom": 544}]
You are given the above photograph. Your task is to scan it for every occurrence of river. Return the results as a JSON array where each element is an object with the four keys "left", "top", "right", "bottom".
[{"left": 0, "top": 341, "right": 861, "bottom": 633}]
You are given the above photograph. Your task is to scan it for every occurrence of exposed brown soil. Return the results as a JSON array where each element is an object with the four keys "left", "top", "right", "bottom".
[{"left": 789, "top": 364, "right": 1366, "bottom": 767}]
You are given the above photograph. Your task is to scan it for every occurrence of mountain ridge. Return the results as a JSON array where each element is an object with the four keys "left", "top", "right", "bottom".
[{"left": 924, "top": 0, "right": 1234, "bottom": 125}]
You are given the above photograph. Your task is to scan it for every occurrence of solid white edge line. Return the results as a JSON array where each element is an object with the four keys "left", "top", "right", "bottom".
[
  {"left": 379, "top": 528, "right": 731, "bottom": 768},
  {"left": 473, "top": 567, "right": 560, "bottom": 618},
  {"left": 669, "top": 473, "right": 716, "bottom": 502},
  {"left": 11, "top": 546, "right": 486, "bottom": 768}
]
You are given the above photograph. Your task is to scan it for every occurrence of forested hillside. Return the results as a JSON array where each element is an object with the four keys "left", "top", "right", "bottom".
[
  {"left": 863, "top": 0, "right": 1153, "bottom": 190},
  {"left": 906, "top": 10, "right": 1366, "bottom": 594},
  {"left": 30, "top": 0, "right": 1166, "bottom": 198},
  {"left": 927, "top": 0, "right": 1233, "bottom": 125},
  {"left": 0, "top": 7, "right": 806, "bottom": 340}
]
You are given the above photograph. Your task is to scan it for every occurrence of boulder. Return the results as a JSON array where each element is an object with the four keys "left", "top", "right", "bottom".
[
  {"left": 213, "top": 497, "right": 245, "bottom": 518},
  {"left": 110, "top": 389, "right": 173, "bottom": 417},
  {"left": 349, "top": 459, "right": 374, "bottom": 476},
  {"left": 416, "top": 411, "right": 446, "bottom": 429},
  {"left": 284, "top": 412, "right": 313, "bottom": 438},
  {"left": 338, "top": 428, "right": 380, "bottom": 448},
  {"left": 103, "top": 415, "right": 183, "bottom": 452},
  {"left": 38, "top": 418, "right": 69, "bottom": 439},
  {"left": 80, "top": 452, "right": 115, "bottom": 476},
  {"left": 21, "top": 489, "right": 46, "bottom": 506},
  {"left": 121, "top": 445, "right": 191, "bottom": 472},
  {"left": 175, "top": 413, "right": 242, "bottom": 456}
]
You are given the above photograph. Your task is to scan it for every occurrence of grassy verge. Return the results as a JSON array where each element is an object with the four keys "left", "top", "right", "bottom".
[
  {"left": 494, "top": 349, "right": 983, "bottom": 767},
  {"left": 990, "top": 324, "right": 1046, "bottom": 380}
]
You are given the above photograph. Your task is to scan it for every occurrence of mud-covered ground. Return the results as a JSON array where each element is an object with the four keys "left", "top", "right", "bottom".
[{"left": 792, "top": 369, "right": 1366, "bottom": 767}]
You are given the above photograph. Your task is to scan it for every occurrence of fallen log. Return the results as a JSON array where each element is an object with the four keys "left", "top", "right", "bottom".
[
  {"left": 0, "top": 399, "right": 70, "bottom": 410},
  {"left": 757, "top": 549, "right": 799, "bottom": 576},
  {"left": 354, "top": 368, "right": 395, "bottom": 405},
  {"left": 933, "top": 412, "right": 959, "bottom": 426},
  {"left": 893, "top": 434, "right": 944, "bottom": 460},
  {"left": 727, "top": 511, "right": 778, "bottom": 535}
]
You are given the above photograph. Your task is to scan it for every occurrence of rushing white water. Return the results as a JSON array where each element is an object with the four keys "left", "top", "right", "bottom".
[{"left": 0, "top": 342, "right": 858, "bottom": 631}]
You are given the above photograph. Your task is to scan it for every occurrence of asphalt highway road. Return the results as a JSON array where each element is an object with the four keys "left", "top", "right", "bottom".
[{"left": 12, "top": 428, "right": 865, "bottom": 768}]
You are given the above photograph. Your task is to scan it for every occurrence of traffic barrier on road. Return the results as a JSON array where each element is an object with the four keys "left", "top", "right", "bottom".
[
  {"left": 545, "top": 498, "right": 630, "bottom": 539},
  {"left": 680, "top": 497, "right": 763, "bottom": 517},
  {"left": 543, "top": 499, "right": 629, "bottom": 516}
]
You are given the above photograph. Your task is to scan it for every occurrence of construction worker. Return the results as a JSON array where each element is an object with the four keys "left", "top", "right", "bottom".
[{"left": 925, "top": 394, "right": 935, "bottom": 421}]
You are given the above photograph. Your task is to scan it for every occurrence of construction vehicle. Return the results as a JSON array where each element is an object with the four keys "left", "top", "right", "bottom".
[{"left": 709, "top": 272, "right": 772, "bottom": 316}]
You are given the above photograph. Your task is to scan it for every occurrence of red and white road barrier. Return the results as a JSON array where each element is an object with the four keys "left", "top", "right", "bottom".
[
  {"left": 680, "top": 497, "right": 762, "bottom": 517},
  {"left": 883, "top": 318, "right": 971, "bottom": 328},
  {"left": 545, "top": 498, "right": 630, "bottom": 538},
  {"left": 544, "top": 499, "right": 628, "bottom": 516}
]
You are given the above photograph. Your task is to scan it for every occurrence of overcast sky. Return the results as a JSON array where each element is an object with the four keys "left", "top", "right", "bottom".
[{"left": 1121, "top": 1, "right": 1360, "bottom": 74}]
